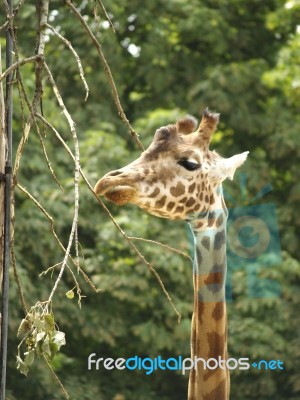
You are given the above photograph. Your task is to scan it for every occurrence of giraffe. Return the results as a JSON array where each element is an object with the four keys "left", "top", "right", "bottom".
[{"left": 94, "top": 109, "right": 248, "bottom": 400}]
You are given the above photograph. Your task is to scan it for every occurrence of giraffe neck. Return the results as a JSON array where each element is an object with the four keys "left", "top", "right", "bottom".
[{"left": 187, "top": 200, "right": 229, "bottom": 400}]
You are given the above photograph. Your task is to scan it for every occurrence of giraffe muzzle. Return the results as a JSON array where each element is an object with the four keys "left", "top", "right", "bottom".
[{"left": 94, "top": 173, "right": 138, "bottom": 205}]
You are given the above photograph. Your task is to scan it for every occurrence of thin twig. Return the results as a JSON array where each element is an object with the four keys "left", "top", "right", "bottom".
[
  {"left": 89, "top": 187, "right": 182, "bottom": 323},
  {"left": 17, "top": 182, "right": 101, "bottom": 295},
  {"left": 46, "top": 23, "right": 89, "bottom": 101},
  {"left": 128, "top": 236, "right": 193, "bottom": 263},
  {"left": 0, "top": 0, "right": 27, "bottom": 31},
  {"left": 65, "top": 264, "right": 87, "bottom": 308},
  {"left": 11, "top": 245, "right": 28, "bottom": 314},
  {"left": 17, "top": 183, "right": 62, "bottom": 246},
  {"left": 13, "top": 0, "right": 49, "bottom": 181},
  {"left": 12, "top": 0, "right": 27, "bottom": 18},
  {"left": 43, "top": 355, "right": 69, "bottom": 399},
  {"left": 95, "top": 0, "right": 116, "bottom": 33},
  {"left": 0, "top": 21, "right": 9, "bottom": 31},
  {"left": 42, "top": 61, "right": 80, "bottom": 303},
  {"left": 9, "top": 31, "right": 63, "bottom": 191},
  {"left": 37, "top": 127, "right": 64, "bottom": 191},
  {"left": 64, "top": 0, "right": 144, "bottom": 151},
  {"left": 0, "top": 56, "right": 38, "bottom": 83},
  {"left": 26, "top": 116, "right": 101, "bottom": 293},
  {"left": 39, "top": 262, "right": 62, "bottom": 277}
]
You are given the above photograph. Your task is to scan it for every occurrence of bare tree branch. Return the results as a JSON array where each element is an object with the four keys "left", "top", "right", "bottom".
[
  {"left": 0, "top": 0, "right": 27, "bottom": 31},
  {"left": 44, "top": 355, "right": 69, "bottom": 400},
  {"left": 11, "top": 246, "right": 28, "bottom": 314},
  {"left": 128, "top": 236, "right": 193, "bottom": 263},
  {"left": 42, "top": 60, "right": 81, "bottom": 302},
  {"left": 94, "top": 0, "right": 116, "bottom": 33},
  {"left": 64, "top": 0, "right": 145, "bottom": 151},
  {"left": 13, "top": 0, "right": 50, "bottom": 180},
  {"left": 0, "top": 56, "right": 38, "bottom": 83},
  {"left": 46, "top": 23, "right": 89, "bottom": 101},
  {"left": 17, "top": 182, "right": 100, "bottom": 294}
]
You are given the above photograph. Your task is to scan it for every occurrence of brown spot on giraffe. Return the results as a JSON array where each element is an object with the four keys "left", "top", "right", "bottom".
[
  {"left": 212, "top": 302, "right": 225, "bottom": 321},
  {"left": 149, "top": 187, "right": 160, "bottom": 198},
  {"left": 186, "top": 197, "right": 196, "bottom": 207},
  {"left": 194, "top": 204, "right": 201, "bottom": 213},
  {"left": 155, "top": 195, "right": 167, "bottom": 208},
  {"left": 214, "top": 230, "right": 225, "bottom": 250},
  {"left": 201, "top": 236, "right": 211, "bottom": 251},
  {"left": 175, "top": 205, "right": 184, "bottom": 214},
  {"left": 180, "top": 196, "right": 188, "bottom": 204},
  {"left": 216, "top": 213, "right": 224, "bottom": 227},
  {"left": 167, "top": 201, "right": 175, "bottom": 211},
  {"left": 207, "top": 331, "right": 226, "bottom": 361},
  {"left": 170, "top": 181, "right": 185, "bottom": 197},
  {"left": 189, "top": 182, "right": 196, "bottom": 193},
  {"left": 204, "top": 272, "right": 223, "bottom": 288},
  {"left": 203, "top": 379, "right": 227, "bottom": 400}
]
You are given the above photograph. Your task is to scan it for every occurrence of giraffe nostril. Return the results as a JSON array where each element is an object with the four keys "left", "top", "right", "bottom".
[{"left": 107, "top": 170, "right": 122, "bottom": 177}]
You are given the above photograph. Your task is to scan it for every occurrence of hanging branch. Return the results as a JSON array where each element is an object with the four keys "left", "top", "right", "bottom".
[{"left": 64, "top": 0, "right": 145, "bottom": 151}]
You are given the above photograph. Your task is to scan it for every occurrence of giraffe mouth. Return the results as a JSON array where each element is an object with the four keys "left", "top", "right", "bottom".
[
  {"left": 105, "top": 185, "right": 138, "bottom": 205},
  {"left": 94, "top": 176, "right": 138, "bottom": 205}
]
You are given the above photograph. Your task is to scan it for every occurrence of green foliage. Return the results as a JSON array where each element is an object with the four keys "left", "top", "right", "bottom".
[{"left": 17, "top": 304, "right": 66, "bottom": 377}]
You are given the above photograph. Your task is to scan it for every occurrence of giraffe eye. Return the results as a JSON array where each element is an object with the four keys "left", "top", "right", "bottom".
[{"left": 177, "top": 159, "right": 200, "bottom": 171}]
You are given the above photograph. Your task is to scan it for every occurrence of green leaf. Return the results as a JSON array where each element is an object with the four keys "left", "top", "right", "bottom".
[
  {"left": 66, "top": 290, "right": 75, "bottom": 299},
  {"left": 17, "top": 319, "right": 32, "bottom": 336},
  {"left": 36, "top": 331, "right": 47, "bottom": 343},
  {"left": 52, "top": 331, "right": 66, "bottom": 350},
  {"left": 24, "top": 350, "right": 35, "bottom": 366},
  {"left": 16, "top": 356, "right": 30, "bottom": 377},
  {"left": 33, "top": 316, "right": 45, "bottom": 330},
  {"left": 49, "top": 342, "right": 59, "bottom": 360},
  {"left": 42, "top": 340, "right": 51, "bottom": 357},
  {"left": 44, "top": 314, "right": 55, "bottom": 332}
]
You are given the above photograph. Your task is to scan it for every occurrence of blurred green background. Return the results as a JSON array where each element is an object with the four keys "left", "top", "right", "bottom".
[{"left": 1, "top": 0, "right": 300, "bottom": 398}]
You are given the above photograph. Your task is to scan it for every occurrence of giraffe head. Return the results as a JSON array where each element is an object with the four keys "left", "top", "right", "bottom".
[{"left": 94, "top": 109, "right": 248, "bottom": 221}]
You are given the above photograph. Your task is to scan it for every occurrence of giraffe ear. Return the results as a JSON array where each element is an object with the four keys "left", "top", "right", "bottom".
[
  {"left": 222, "top": 152, "right": 249, "bottom": 180},
  {"left": 176, "top": 115, "right": 198, "bottom": 134},
  {"left": 197, "top": 108, "right": 220, "bottom": 143},
  {"left": 210, "top": 152, "right": 249, "bottom": 182}
]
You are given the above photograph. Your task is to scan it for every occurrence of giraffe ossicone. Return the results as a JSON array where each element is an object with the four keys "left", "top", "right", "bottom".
[{"left": 94, "top": 109, "right": 248, "bottom": 400}]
